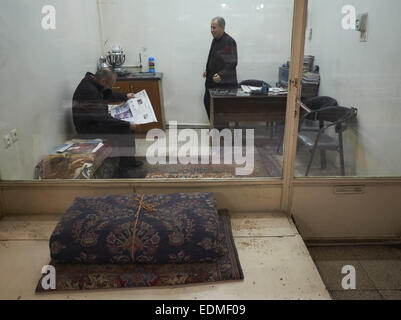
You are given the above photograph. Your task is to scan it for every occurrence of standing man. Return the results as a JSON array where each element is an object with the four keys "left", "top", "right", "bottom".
[
  {"left": 72, "top": 68, "right": 142, "bottom": 177},
  {"left": 203, "top": 16, "right": 238, "bottom": 120}
]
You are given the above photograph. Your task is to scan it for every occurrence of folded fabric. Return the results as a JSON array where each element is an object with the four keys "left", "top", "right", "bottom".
[
  {"left": 37, "top": 212, "right": 243, "bottom": 292},
  {"left": 35, "top": 139, "right": 111, "bottom": 180},
  {"left": 50, "top": 193, "right": 221, "bottom": 264}
]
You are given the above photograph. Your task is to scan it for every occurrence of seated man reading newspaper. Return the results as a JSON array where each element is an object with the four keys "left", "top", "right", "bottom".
[{"left": 72, "top": 68, "right": 143, "bottom": 178}]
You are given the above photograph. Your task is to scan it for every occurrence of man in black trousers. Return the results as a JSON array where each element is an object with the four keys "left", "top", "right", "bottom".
[
  {"left": 72, "top": 68, "right": 142, "bottom": 178},
  {"left": 203, "top": 16, "right": 238, "bottom": 120}
]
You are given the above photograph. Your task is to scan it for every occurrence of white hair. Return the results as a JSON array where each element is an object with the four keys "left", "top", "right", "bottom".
[{"left": 212, "top": 16, "right": 226, "bottom": 28}]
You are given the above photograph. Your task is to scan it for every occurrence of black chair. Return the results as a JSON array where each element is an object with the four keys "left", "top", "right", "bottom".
[
  {"left": 276, "top": 96, "right": 338, "bottom": 154},
  {"left": 300, "top": 96, "right": 338, "bottom": 126},
  {"left": 298, "top": 105, "right": 358, "bottom": 176}
]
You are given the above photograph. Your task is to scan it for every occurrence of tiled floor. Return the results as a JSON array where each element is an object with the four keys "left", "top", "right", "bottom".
[
  {"left": 0, "top": 213, "right": 330, "bottom": 300},
  {"left": 307, "top": 245, "right": 401, "bottom": 300}
]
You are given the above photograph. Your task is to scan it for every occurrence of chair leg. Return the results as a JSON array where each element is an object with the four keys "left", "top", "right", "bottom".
[
  {"left": 269, "top": 122, "right": 274, "bottom": 138},
  {"left": 276, "top": 137, "right": 282, "bottom": 154},
  {"left": 318, "top": 120, "right": 326, "bottom": 170},
  {"left": 320, "top": 150, "right": 327, "bottom": 169},
  {"left": 306, "top": 146, "right": 318, "bottom": 176},
  {"left": 306, "top": 133, "right": 321, "bottom": 176},
  {"left": 339, "top": 129, "right": 345, "bottom": 176},
  {"left": 276, "top": 124, "right": 284, "bottom": 155}
]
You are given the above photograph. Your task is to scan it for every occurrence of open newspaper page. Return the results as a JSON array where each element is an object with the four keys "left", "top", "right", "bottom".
[{"left": 109, "top": 90, "right": 157, "bottom": 125}]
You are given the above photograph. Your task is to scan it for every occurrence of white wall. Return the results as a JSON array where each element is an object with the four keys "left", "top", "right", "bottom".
[
  {"left": 99, "top": 0, "right": 294, "bottom": 125},
  {"left": 0, "top": 0, "right": 102, "bottom": 179},
  {"left": 305, "top": 0, "right": 401, "bottom": 176}
]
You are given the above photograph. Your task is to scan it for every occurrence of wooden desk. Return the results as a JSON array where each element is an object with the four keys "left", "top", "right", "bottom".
[{"left": 209, "top": 89, "right": 288, "bottom": 129}]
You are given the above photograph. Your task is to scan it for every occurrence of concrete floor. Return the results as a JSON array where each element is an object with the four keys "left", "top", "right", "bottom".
[
  {"left": 0, "top": 213, "right": 330, "bottom": 300},
  {"left": 308, "top": 245, "right": 401, "bottom": 300}
]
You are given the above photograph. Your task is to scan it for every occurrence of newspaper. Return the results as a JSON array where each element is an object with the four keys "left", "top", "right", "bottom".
[
  {"left": 55, "top": 139, "right": 104, "bottom": 154},
  {"left": 109, "top": 90, "right": 157, "bottom": 125}
]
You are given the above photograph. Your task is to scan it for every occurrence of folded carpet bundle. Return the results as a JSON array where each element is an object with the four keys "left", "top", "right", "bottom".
[{"left": 50, "top": 192, "right": 221, "bottom": 264}]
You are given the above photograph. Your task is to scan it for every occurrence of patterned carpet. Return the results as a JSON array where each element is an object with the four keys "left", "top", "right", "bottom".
[
  {"left": 125, "top": 146, "right": 282, "bottom": 179},
  {"left": 35, "top": 211, "right": 243, "bottom": 292}
]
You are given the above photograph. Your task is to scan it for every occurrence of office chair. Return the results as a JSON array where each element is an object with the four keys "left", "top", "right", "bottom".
[
  {"left": 300, "top": 96, "right": 338, "bottom": 124},
  {"left": 297, "top": 105, "right": 358, "bottom": 176},
  {"left": 276, "top": 96, "right": 338, "bottom": 154}
]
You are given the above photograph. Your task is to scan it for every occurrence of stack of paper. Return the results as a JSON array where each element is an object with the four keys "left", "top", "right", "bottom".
[{"left": 241, "top": 85, "right": 262, "bottom": 93}]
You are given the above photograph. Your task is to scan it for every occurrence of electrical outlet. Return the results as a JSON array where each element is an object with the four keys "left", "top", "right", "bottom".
[
  {"left": 10, "top": 129, "right": 18, "bottom": 143},
  {"left": 360, "top": 31, "right": 368, "bottom": 42},
  {"left": 3, "top": 134, "right": 12, "bottom": 148}
]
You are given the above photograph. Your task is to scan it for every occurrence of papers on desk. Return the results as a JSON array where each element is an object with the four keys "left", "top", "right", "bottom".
[
  {"left": 109, "top": 90, "right": 157, "bottom": 125},
  {"left": 241, "top": 85, "right": 261, "bottom": 93},
  {"left": 269, "top": 87, "right": 287, "bottom": 95},
  {"left": 55, "top": 143, "right": 73, "bottom": 153},
  {"left": 240, "top": 85, "right": 287, "bottom": 95},
  {"left": 55, "top": 140, "right": 104, "bottom": 154}
]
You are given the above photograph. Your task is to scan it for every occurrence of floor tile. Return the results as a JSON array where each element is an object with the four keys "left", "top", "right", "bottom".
[
  {"left": 351, "top": 246, "right": 401, "bottom": 260},
  {"left": 0, "top": 216, "right": 58, "bottom": 240},
  {"left": 359, "top": 260, "right": 401, "bottom": 290},
  {"left": 330, "top": 290, "right": 383, "bottom": 300},
  {"left": 314, "top": 260, "right": 375, "bottom": 290},
  {"left": 308, "top": 246, "right": 356, "bottom": 261},
  {"left": 231, "top": 213, "right": 297, "bottom": 237},
  {"left": 378, "top": 290, "right": 401, "bottom": 300}
]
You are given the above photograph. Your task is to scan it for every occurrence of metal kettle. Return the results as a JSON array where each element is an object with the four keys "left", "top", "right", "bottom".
[{"left": 97, "top": 56, "right": 109, "bottom": 70}]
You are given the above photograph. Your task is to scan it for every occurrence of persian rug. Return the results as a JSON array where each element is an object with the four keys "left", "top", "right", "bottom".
[
  {"left": 95, "top": 145, "right": 283, "bottom": 179},
  {"left": 49, "top": 193, "right": 221, "bottom": 265},
  {"left": 145, "top": 172, "right": 235, "bottom": 179},
  {"left": 35, "top": 211, "right": 243, "bottom": 292},
  {"left": 133, "top": 147, "right": 271, "bottom": 179},
  {"left": 253, "top": 145, "right": 283, "bottom": 177}
]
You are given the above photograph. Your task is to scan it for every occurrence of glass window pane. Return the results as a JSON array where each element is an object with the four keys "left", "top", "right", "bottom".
[
  {"left": 295, "top": 0, "right": 401, "bottom": 177},
  {"left": 0, "top": 0, "right": 294, "bottom": 180}
]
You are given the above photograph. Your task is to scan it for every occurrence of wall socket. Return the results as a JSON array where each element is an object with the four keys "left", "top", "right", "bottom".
[
  {"left": 3, "top": 129, "right": 18, "bottom": 148},
  {"left": 10, "top": 129, "right": 18, "bottom": 143},
  {"left": 3, "top": 134, "right": 12, "bottom": 148}
]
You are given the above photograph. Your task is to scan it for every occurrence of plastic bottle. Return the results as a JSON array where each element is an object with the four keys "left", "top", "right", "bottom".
[
  {"left": 141, "top": 47, "right": 149, "bottom": 73},
  {"left": 149, "top": 57, "right": 155, "bottom": 73},
  {"left": 262, "top": 82, "right": 268, "bottom": 94}
]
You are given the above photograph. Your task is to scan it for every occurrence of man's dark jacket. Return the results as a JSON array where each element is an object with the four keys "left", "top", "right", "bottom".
[
  {"left": 72, "top": 72, "right": 130, "bottom": 134},
  {"left": 205, "top": 32, "right": 238, "bottom": 88}
]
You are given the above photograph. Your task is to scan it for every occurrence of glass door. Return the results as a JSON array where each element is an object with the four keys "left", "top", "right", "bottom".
[{"left": 290, "top": 0, "right": 401, "bottom": 241}]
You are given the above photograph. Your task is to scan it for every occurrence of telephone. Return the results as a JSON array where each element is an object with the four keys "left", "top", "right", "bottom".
[{"left": 356, "top": 13, "right": 368, "bottom": 32}]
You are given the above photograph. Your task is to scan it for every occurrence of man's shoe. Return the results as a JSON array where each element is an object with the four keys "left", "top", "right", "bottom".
[{"left": 132, "top": 159, "right": 143, "bottom": 168}]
